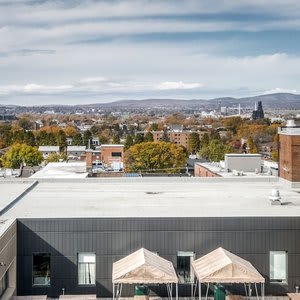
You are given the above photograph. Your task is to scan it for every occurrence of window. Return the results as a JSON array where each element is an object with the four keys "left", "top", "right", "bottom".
[
  {"left": 78, "top": 253, "right": 96, "bottom": 285},
  {"left": 177, "top": 251, "right": 195, "bottom": 283},
  {"left": 270, "top": 251, "right": 288, "bottom": 283},
  {"left": 111, "top": 152, "right": 122, "bottom": 157},
  {"left": 0, "top": 271, "right": 8, "bottom": 297},
  {"left": 33, "top": 253, "right": 51, "bottom": 286}
]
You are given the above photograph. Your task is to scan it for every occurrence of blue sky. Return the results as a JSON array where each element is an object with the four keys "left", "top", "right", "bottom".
[{"left": 0, "top": 0, "right": 300, "bottom": 105}]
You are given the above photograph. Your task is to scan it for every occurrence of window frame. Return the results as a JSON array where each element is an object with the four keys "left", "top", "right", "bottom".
[
  {"left": 269, "top": 251, "right": 288, "bottom": 284},
  {"left": 77, "top": 252, "right": 96, "bottom": 286},
  {"left": 32, "top": 253, "right": 51, "bottom": 287},
  {"left": 111, "top": 152, "right": 122, "bottom": 157},
  {"left": 177, "top": 251, "right": 196, "bottom": 284}
]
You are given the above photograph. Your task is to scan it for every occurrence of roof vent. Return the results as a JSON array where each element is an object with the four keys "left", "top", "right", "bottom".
[
  {"left": 269, "top": 189, "right": 281, "bottom": 205},
  {"left": 286, "top": 119, "right": 296, "bottom": 127}
]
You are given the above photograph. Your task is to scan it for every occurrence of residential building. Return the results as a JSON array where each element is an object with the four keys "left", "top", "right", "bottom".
[
  {"left": 66, "top": 146, "right": 86, "bottom": 160},
  {"left": 38, "top": 146, "right": 60, "bottom": 159},
  {"left": 100, "top": 144, "right": 124, "bottom": 170}
]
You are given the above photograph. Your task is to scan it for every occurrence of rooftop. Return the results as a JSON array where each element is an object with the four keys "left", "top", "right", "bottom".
[
  {"left": 30, "top": 162, "right": 88, "bottom": 179},
  {"left": 195, "top": 161, "right": 276, "bottom": 178},
  {"left": 0, "top": 177, "right": 300, "bottom": 223}
]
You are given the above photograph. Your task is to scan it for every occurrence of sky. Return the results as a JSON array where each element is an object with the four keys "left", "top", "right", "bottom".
[{"left": 0, "top": 0, "right": 300, "bottom": 105}]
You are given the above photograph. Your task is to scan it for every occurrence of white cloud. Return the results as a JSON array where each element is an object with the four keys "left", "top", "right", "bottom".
[
  {"left": 0, "top": 84, "right": 73, "bottom": 95},
  {"left": 79, "top": 77, "right": 107, "bottom": 84},
  {"left": 263, "top": 88, "right": 298, "bottom": 94},
  {"left": 156, "top": 81, "right": 203, "bottom": 90}
]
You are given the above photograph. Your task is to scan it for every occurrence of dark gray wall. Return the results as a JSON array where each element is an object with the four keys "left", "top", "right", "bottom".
[{"left": 17, "top": 217, "right": 300, "bottom": 298}]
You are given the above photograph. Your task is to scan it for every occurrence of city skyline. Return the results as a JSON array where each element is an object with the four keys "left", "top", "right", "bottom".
[{"left": 1, "top": 0, "right": 300, "bottom": 105}]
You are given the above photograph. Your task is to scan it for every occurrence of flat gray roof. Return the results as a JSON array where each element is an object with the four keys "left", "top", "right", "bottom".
[
  {"left": 0, "top": 181, "right": 33, "bottom": 235},
  {"left": 1, "top": 177, "right": 300, "bottom": 220}
]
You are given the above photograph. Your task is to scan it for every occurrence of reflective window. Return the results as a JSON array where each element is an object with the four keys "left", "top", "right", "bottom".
[
  {"left": 177, "top": 251, "right": 195, "bottom": 283},
  {"left": 270, "top": 251, "right": 288, "bottom": 283},
  {"left": 78, "top": 253, "right": 96, "bottom": 285},
  {"left": 111, "top": 152, "right": 122, "bottom": 157},
  {"left": 0, "top": 271, "right": 8, "bottom": 297},
  {"left": 33, "top": 253, "right": 51, "bottom": 286}
]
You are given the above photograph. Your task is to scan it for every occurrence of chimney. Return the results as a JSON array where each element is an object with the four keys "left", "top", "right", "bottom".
[
  {"left": 86, "top": 149, "right": 93, "bottom": 173},
  {"left": 278, "top": 120, "right": 300, "bottom": 185}
]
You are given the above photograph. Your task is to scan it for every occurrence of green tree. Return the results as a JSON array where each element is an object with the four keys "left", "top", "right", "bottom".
[
  {"left": 23, "top": 131, "right": 36, "bottom": 146},
  {"left": 201, "top": 132, "right": 209, "bottom": 147},
  {"left": 72, "top": 133, "right": 83, "bottom": 146},
  {"left": 199, "top": 139, "right": 233, "bottom": 162},
  {"left": 151, "top": 123, "right": 158, "bottom": 131},
  {"left": 124, "top": 141, "right": 188, "bottom": 173},
  {"left": 188, "top": 132, "right": 200, "bottom": 153},
  {"left": 47, "top": 132, "right": 57, "bottom": 145},
  {"left": 36, "top": 130, "right": 49, "bottom": 146},
  {"left": 112, "top": 134, "right": 120, "bottom": 144},
  {"left": 134, "top": 133, "right": 144, "bottom": 144},
  {"left": 56, "top": 130, "right": 67, "bottom": 150},
  {"left": 161, "top": 130, "right": 170, "bottom": 142},
  {"left": 144, "top": 131, "right": 154, "bottom": 142},
  {"left": 18, "top": 117, "right": 33, "bottom": 130},
  {"left": 1, "top": 143, "right": 43, "bottom": 168},
  {"left": 124, "top": 135, "right": 134, "bottom": 150},
  {"left": 12, "top": 130, "right": 25, "bottom": 144},
  {"left": 83, "top": 130, "right": 92, "bottom": 148}
]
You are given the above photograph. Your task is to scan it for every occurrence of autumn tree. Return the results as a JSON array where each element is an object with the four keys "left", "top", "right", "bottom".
[
  {"left": 224, "top": 117, "right": 243, "bottom": 134},
  {"left": 46, "top": 152, "right": 67, "bottom": 162},
  {"left": 1, "top": 143, "right": 43, "bottom": 168},
  {"left": 247, "top": 136, "right": 258, "bottom": 153},
  {"left": 112, "top": 134, "right": 120, "bottom": 144},
  {"left": 271, "top": 133, "right": 279, "bottom": 161},
  {"left": 124, "top": 141, "right": 188, "bottom": 173},
  {"left": 64, "top": 126, "right": 78, "bottom": 137}
]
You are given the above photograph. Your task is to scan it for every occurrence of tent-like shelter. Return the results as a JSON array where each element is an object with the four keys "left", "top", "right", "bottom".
[
  {"left": 192, "top": 247, "right": 265, "bottom": 300},
  {"left": 112, "top": 248, "right": 178, "bottom": 300}
]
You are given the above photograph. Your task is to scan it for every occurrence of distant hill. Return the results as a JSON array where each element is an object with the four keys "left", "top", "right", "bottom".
[
  {"left": 80, "top": 93, "right": 300, "bottom": 110},
  {"left": 1, "top": 93, "right": 300, "bottom": 112}
]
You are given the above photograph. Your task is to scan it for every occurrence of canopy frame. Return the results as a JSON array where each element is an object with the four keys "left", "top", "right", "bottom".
[
  {"left": 112, "top": 248, "right": 178, "bottom": 300},
  {"left": 191, "top": 248, "right": 265, "bottom": 300}
]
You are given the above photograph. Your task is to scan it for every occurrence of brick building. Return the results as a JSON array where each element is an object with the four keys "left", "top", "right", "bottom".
[{"left": 278, "top": 120, "right": 300, "bottom": 186}]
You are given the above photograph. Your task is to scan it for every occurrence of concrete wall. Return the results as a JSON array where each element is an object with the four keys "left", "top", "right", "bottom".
[
  {"left": 16, "top": 217, "right": 300, "bottom": 298},
  {"left": 194, "top": 164, "right": 220, "bottom": 177},
  {"left": 225, "top": 155, "right": 262, "bottom": 172},
  {"left": 0, "top": 221, "right": 17, "bottom": 299}
]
